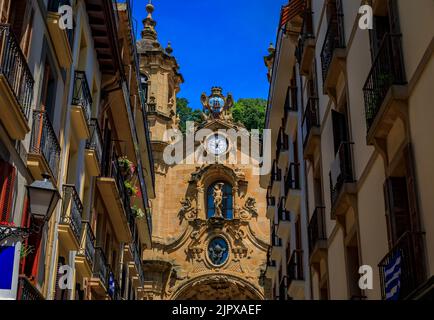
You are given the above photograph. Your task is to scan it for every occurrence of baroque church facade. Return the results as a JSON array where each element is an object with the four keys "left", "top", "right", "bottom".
[{"left": 137, "top": 3, "right": 269, "bottom": 300}]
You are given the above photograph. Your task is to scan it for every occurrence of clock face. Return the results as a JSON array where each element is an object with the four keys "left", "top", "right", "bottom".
[{"left": 207, "top": 134, "right": 228, "bottom": 155}]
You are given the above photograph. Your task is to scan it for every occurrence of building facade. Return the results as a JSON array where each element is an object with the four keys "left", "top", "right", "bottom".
[
  {"left": 0, "top": 0, "right": 154, "bottom": 300},
  {"left": 137, "top": 3, "right": 269, "bottom": 300},
  {"left": 264, "top": 0, "right": 434, "bottom": 300}
]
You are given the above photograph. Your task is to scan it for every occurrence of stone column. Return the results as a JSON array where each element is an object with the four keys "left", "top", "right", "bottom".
[
  {"left": 197, "top": 184, "right": 205, "bottom": 219},
  {"left": 232, "top": 185, "right": 239, "bottom": 219}
]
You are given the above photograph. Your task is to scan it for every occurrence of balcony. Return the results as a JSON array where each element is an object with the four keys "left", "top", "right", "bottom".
[
  {"left": 308, "top": 207, "right": 327, "bottom": 263},
  {"left": 71, "top": 71, "right": 92, "bottom": 140},
  {"left": 265, "top": 249, "right": 277, "bottom": 279},
  {"left": 133, "top": 242, "right": 145, "bottom": 287},
  {"left": 287, "top": 249, "right": 305, "bottom": 300},
  {"left": 125, "top": 240, "right": 144, "bottom": 287},
  {"left": 277, "top": 128, "right": 290, "bottom": 170},
  {"left": 278, "top": 277, "right": 288, "bottom": 301},
  {"left": 302, "top": 98, "right": 320, "bottom": 159},
  {"left": 379, "top": 232, "right": 426, "bottom": 300},
  {"left": 320, "top": 15, "right": 346, "bottom": 98},
  {"left": 136, "top": 207, "right": 152, "bottom": 248},
  {"left": 284, "top": 163, "right": 301, "bottom": 214},
  {"left": 276, "top": 198, "right": 291, "bottom": 240},
  {"left": 0, "top": 24, "right": 34, "bottom": 140},
  {"left": 266, "top": 186, "right": 276, "bottom": 220},
  {"left": 27, "top": 110, "right": 61, "bottom": 181},
  {"left": 16, "top": 276, "right": 44, "bottom": 300},
  {"left": 270, "top": 161, "right": 282, "bottom": 198},
  {"left": 90, "top": 247, "right": 109, "bottom": 296},
  {"left": 96, "top": 160, "right": 133, "bottom": 242},
  {"left": 270, "top": 225, "right": 282, "bottom": 261},
  {"left": 85, "top": 119, "right": 102, "bottom": 176},
  {"left": 76, "top": 221, "right": 96, "bottom": 278},
  {"left": 108, "top": 270, "right": 121, "bottom": 300},
  {"left": 46, "top": 0, "right": 73, "bottom": 68},
  {"left": 58, "top": 185, "right": 83, "bottom": 251},
  {"left": 329, "top": 142, "right": 356, "bottom": 218},
  {"left": 363, "top": 34, "right": 407, "bottom": 146},
  {"left": 283, "top": 86, "right": 298, "bottom": 139},
  {"left": 298, "top": 35, "right": 316, "bottom": 76}
]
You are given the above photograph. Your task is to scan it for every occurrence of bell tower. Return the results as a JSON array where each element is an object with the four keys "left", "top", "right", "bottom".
[{"left": 138, "top": 0, "right": 184, "bottom": 143}]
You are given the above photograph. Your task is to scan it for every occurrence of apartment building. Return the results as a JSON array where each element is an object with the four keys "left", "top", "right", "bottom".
[
  {"left": 264, "top": 0, "right": 434, "bottom": 300},
  {"left": 0, "top": 0, "right": 154, "bottom": 300},
  {"left": 261, "top": 2, "right": 311, "bottom": 300}
]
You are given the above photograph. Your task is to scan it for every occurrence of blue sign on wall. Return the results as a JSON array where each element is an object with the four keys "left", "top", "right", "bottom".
[
  {"left": 0, "top": 246, "right": 15, "bottom": 290},
  {"left": 0, "top": 240, "right": 21, "bottom": 300}
]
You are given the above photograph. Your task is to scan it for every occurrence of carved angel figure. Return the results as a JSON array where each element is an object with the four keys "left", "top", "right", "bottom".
[{"left": 213, "top": 183, "right": 225, "bottom": 218}]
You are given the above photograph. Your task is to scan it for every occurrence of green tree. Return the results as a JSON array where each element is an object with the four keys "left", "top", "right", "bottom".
[
  {"left": 176, "top": 98, "right": 202, "bottom": 133},
  {"left": 232, "top": 98, "right": 267, "bottom": 132}
]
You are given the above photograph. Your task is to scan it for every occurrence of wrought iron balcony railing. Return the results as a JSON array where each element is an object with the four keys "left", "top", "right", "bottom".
[
  {"left": 285, "top": 162, "right": 301, "bottom": 196},
  {"left": 279, "top": 277, "right": 288, "bottom": 301},
  {"left": 72, "top": 71, "right": 92, "bottom": 124},
  {"left": 295, "top": 8, "right": 315, "bottom": 63},
  {"left": 30, "top": 110, "right": 61, "bottom": 178},
  {"left": 320, "top": 13, "right": 345, "bottom": 84},
  {"left": 284, "top": 86, "right": 298, "bottom": 113},
  {"left": 131, "top": 240, "right": 144, "bottom": 284},
  {"left": 308, "top": 207, "right": 327, "bottom": 254},
  {"left": 278, "top": 198, "right": 291, "bottom": 222},
  {"left": 272, "top": 225, "right": 282, "bottom": 247},
  {"left": 86, "top": 118, "right": 103, "bottom": 165},
  {"left": 61, "top": 185, "right": 83, "bottom": 243},
  {"left": 378, "top": 231, "right": 425, "bottom": 300},
  {"left": 276, "top": 127, "right": 289, "bottom": 155},
  {"left": 266, "top": 185, "right": 274, "bottom": 204},
  {"left": 301, "top": 97, "right": 320, "bottom": 146},
  {"left": 271, "top": 161, "right": 282, "bottom": 185},
  {"left": 363, "top": 34, "right": 406, "bottom": 131},
  {"left": 108, "top": 269, "right": 121, "bottom": 300},
  {"left": 0, "top": 24, "right": 34, "bottom": 120},
  {"left": 79, "top": 221, "right": 96, "bottom": 268},
  {"left": 93, "top": 247, "right": 109, "bottom": 289},
  {"left": 102, "top": 158, "right": 134, "bottom": 228},
  {"left": 287, "top": 249, "right": 304, "bottom": 287},
  {"left": 16, "top": 275, "right": 44, "bottom": 300},
  {"left": 329, "top": 142, "right": 354, "bottom": 207}
]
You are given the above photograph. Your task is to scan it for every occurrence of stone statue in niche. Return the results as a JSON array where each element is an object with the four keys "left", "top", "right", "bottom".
[{"left": 213, "top": 183, "right": 225, "bottom": 218}]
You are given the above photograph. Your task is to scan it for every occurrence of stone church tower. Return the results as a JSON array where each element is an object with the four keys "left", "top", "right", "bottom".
[{"left": 138, "top": 2, "right": 269, "bottom": 300}]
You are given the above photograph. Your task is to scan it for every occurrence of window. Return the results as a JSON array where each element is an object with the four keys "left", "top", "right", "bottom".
[{"left": 207, "top": 182, "right": 233, "bottom": 219}]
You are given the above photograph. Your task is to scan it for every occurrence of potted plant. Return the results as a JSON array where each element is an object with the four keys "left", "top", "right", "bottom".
[
  {"left": 131, "top": 205, "right": 145, "bottom": 219},
  {"left": 118, "top": 156, "right": 135, "bottom": 177},
  {"left": 124, "top": 180, "right": 138, "bottom": 196}
]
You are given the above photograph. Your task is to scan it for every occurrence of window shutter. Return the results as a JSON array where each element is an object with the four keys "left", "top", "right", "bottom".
[
  {"left": 383, "top": 177, "right": 410, "bottom": 246},
  {"left": 0, "top": 159, "right": 16, "bottom": 223},
  {"left": 9, "top": 0, "right": 27, "bottom": 41},
  {"left": 403, "top": 144, "right": 420, "bottom": 232},
  {"left": 331, "top": 110, "right": 348, "bottom": 155}
]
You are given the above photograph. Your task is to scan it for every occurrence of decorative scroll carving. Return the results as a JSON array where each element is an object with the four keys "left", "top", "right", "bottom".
[
  {"left": 239, "top": 197, "right": 258, "bottom": 220},
  {"left": 179, "top": 197, "right": 196, "bottom": 220}
]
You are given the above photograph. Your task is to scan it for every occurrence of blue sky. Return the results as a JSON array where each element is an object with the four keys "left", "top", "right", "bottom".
[{"left": 132, "top": 0, "right": 287, "bottom": 109}]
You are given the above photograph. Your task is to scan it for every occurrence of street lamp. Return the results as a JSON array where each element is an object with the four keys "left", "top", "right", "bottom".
[
  {"left": 26, "top": 174, "right": 61, "bottom": 222},
  {"left": 0, "top": 175, "right": 60, "bottom": 244}
]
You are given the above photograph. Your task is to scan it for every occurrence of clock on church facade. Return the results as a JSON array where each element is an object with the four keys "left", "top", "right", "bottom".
[{"left": 138, "top": 6, "right": 269, "bottom": 299}]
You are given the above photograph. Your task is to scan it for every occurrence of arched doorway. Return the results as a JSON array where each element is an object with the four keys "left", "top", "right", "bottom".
[{"left": 170, "top": 274, "right": 264, "bottom": 300}]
